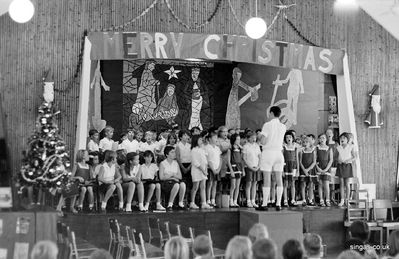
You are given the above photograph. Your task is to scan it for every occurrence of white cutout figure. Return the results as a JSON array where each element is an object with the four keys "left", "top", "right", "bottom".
[
  {"left": 267, "top": 69, "right": 304, "bottom": 129},
  {"left": 164, "top": 66, "right": 181, "bottom": 80}
]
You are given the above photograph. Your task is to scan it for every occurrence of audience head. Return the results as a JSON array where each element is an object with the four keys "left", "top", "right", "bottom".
[
  {"left": 303, "top": 233, "right": 323, "bottom": 258},
  {"left": 31, "top": 240, "right": 58, "bottom": 259},
  {"left": 225, "top": 235, "right": 252, "bottom": 259},
  {"left": 218, "top": 126, "right": 228, "bottom": 139},
  {"left": 284, "top": 131, "right": 295, "bottom": 144},
  {"left": 282, "top": 239, "right": 304, "bottom": 259},
  {"left": 164, "top": 236, "right": 189, "bottom": 259},
  {"left": 387, "top": 230, "right": 399, "bottom": 257},
  {"left": 191, "top": 126, "right": 201, "bottom": 136},
  {"left": 248, "top": 223, "right": 269, "bottom": 243},
  {"left": 192, "top": 234, "right": 211, "bottom": 257},
  {"left": 164, "top": 146, "right": 176, "bottom": 159},
  {"left": 103, "top": 126, "right": 114, "bottom": 138},
  {"left": 88, "top": 249, "right": 112, "bottom": 259},
  {"left": 143, "top": 150, "right": 155, "bottom": 164},
  {"left": 252, "top": 238, "right": 277, "bottom": 259},
  {"left": 76, "top": 149, "right": 89, "bottom": 163},
  {"left": 337, "top": 250, "right": 363, "bottom": 259},
  {"left": 178, "top": 129, "right": 190, "bottom": 142},
  {"left": 89, "top": 129, "right": 99, "bottom": 141},
  {"left": 269, "top": 106, "right": 281, "bottom": 118},
  {"left": 349, "top": 221, "right": 370, "bottom": 242},
  {"left": 103, "top": 150, "right": 117, "bottom": 163},
  {"left": 191, "top": 135, "right": 203, "bottom": 149}
]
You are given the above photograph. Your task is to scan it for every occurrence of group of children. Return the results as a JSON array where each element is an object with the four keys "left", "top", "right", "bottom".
[{"left": 65, "top": 124, "right": 356, "bottom": 213}]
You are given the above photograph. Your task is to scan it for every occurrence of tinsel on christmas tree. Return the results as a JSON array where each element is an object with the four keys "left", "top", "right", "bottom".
[{"left": 19, "top": 72, "right": 72, "bottom": 189}]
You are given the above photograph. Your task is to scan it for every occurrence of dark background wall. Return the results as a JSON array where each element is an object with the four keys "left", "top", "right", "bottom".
[{"left": 0, "top": 0, "right": 398, "bottom": 198}]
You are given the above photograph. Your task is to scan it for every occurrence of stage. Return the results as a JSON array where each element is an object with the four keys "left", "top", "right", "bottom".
[{"left": 62, "top": 206, "right": 347, "bottom": 257}]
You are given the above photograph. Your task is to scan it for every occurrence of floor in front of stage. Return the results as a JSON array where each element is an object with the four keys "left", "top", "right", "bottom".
[{"left": 62, "top": 206, "right": 353, "bottom": 258}]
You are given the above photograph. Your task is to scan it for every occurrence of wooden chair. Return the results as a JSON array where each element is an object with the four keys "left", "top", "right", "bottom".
[
  {"left": 70, "top": 231, "right": 97, "bottom": 259},
  {"left": 132, "top": 229, "right": 164, "bottom": 259},
  {"left": 372, "top": 199, "right": 399, "bottom": 242},
  {"left": 108, "top": 218, "right": 129, "bottom": 259},
  {"left": 147, "top": 217, "right": 165, "bottom": 247},
  {"left": 344, "top": 199, "right": 383, "bottom": 249},
  {"left": 165, "top": 222, "right": 181, "bottom": 239},
  {"left": 349, "top": 177, "right": 369, "bottom": 201}
]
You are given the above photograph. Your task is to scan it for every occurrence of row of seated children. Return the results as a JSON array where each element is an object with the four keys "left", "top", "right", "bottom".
[{"left": 67, "top": 124, "right": 356, "bottom": 212}]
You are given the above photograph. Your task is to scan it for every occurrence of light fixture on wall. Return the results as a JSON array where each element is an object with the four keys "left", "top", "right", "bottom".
[
  {"left": 8, "top": 0, "right": 35, "bottom": 23},
  {"left": 245, "top": 0, "right": 267, "bottom": 39},
  {"left": 334, "top": 0, "right": 359, "bottom": 12}
]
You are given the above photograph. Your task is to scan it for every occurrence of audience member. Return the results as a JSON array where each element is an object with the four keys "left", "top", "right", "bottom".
[
  {"left": 385, "top": 230, "right": 399, "bottom": 258},
  {"left": 303, "top": 233, "right": 323, "bottom": 259},
  {"left": 89, "top": 249, "right": 113, "bottom": 259},
  {"left": 31, "top": 240, "right": 58, "bottom": 259},
  {"left": 248, "top": 223, "right": 269, "bottom": 243},
  {"left": 164, "top": 236, "right": 189, "bottom": 259},
  {"left": 282, "top": 239, "right": 304, "bottom": 259},
  {"left": 337, "top": 250, "right": 363, "bottom": 259},
  {"left": 225, "top": 236, "right": 252, "bottom": 259},
  {"left": 252, "top": 238, "right": 277, "bottom": 259},
  {"left": 192, "top": 235, "right": 212, "bottom": 259}
]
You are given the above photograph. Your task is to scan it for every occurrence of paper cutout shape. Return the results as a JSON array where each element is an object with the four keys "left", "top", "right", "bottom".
[
  {"left": 16, "top": 217, "right": 30, "bottom": 234},
  {"left": 164, "top": 66, "right": 181, "bottom": 80},
  {"left": 13, "top": 243, "right": 29, "bottom": 259}
]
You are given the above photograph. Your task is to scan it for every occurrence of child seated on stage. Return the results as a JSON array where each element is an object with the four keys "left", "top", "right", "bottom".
[
  {"left": 190, "top": 135, "right": 211, "bottom": 209},
  {"left": 87, "top": 129, "right": 99, "bottom": 152},
  {"left": 99, "top": 126, "right": 116, "bottom": 152},
  {"left": 316, "top": 133, "right": 333, "bottom": 207},
  {"left": 243, "top": 131, "right": 262, "bottom": 208},
  {"left": 140, "top": 131, "right": 158, "bottom": 154},
  {"left": 120, "top": 152, "right": 145, "bottom": 212},
  {"left": 336, "top": 132, "right": 357, "bottom": 207},
  {"left": 166, "top": 132, "right": 177, "bottom": 148},
  {"left": 88, "top": 152, "right": 101, "bottom": 179},
  {"left": 204, "top": 131, "right": 222, "bottom": 207},
  {"left": 229, "top": 133, "right": 244, "bottom": 208},
  {"left": 159, "top": 146, "right": 186, "bottom": 211},
  {"left": 140, "top": 150, "right": 165, "bottom": 211},
  {"left": 98, "top": 150, "right": 119, "bottom": 212},
  {"left": 73, "top": 150, "right": 95, "bottom": 212},
  {"left": 299, "top": 136, "right": 317, "bottom": 206},
  {"left": 283, "top": 131, "right": 299, "bottom": 207}
]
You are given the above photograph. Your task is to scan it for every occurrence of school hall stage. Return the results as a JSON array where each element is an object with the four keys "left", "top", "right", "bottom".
[{"left": 62, "top": 206, "right": 347, "bottom": 257}]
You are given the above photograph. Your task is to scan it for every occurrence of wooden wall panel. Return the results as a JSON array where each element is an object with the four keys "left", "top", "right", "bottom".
[{"left": 0, "top": 0, "right": 398, "bottom": 199}]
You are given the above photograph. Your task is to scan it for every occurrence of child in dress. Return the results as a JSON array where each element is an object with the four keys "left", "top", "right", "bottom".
[
  {"left": 336, "top": 132, "right": 357, "bottom": 207},
  {"left": 176, "top": 130, "right": 192, "bottom": 190},
  {"left": 98, "top": 150, "right": 118, "bottom": 212},
  {"left": 73, "top": 150, "right": 95, "bottom": 212},
  {"left": 243, "top": 131, "right": 261, "bottom": 208},
  {"left": 99, "top": 126, "right": 116, "bottom": 152},
  {"left": 190, "top": 135, "right": 212, "bottom": 209},
  {"left": 121, "top": 152, "right": 145, "bottom": 212},
  {"left": 229, "top": 134, "right": 244, "bottom": 208},
  {"left": 283, "top": 132, "right": 299, "bottom": 207},
  {"left": 140, "top": 150, "right": 165, "bottom": 211},
  {"left": 218, "top": 126, "right": 232, "bottom": 195},
  {"left": 316, "top": 134, "right": 333, "bottom": 207},
  {"left": 204, "top": 131, "right": 222, "bottom": 207},
  {"left": 299, "top": 137, "right": 317, "bottom": 206},
  {"left": 159, "top": 146, "right": 186, "bottom": 211},
  {"left": 87, "top": 129, "right": 99, "bottom": 152}
]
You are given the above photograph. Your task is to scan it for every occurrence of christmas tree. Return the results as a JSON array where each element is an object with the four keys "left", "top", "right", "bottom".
[{"left": 19, "top": 71, "right": 71, "bottom": 189}]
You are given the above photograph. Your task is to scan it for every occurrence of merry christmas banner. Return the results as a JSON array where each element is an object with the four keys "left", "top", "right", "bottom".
[{"left": 88, "top": 32, "right": 345, "bottom": 75}]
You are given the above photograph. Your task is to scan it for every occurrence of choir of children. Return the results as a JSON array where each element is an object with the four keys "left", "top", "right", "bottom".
[{"left": 62, "top": 123, "right": 356, "bottom": 213}]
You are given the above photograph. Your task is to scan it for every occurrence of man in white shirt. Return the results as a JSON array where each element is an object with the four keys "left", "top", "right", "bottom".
[
  {"left": 257, "top": 106, "right": 286, "bottom": 211},
  {"left": 120, "top": 129, "right": 140, "bottom": 153}
]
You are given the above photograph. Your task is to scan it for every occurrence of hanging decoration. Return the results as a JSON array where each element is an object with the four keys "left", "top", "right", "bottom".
[
  {"left": 90, "top": 61, "right": 109, "bottom": 133},
  {"left": 8, "top": 0, "right": 35, "bottom": 23},
  {"left": 164, "top": 0, "right": 222, "bottom": 30},
  {"left": 284, "top": 15, "right": 319, "bottom": 47},
  {"left": 364, "top": 84, "right": 383, "bottom": 129}
]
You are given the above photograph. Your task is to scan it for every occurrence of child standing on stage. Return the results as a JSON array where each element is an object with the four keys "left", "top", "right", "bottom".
[
  {"left": 218, "top": 126, "right": 231, "bottom": 192},
  {"left": 99, "top": 126, "right": 116, "bottom": 152},
  {"left": 336, "top": 132, "right": 357, "bottom": 207},
  {"left": 326, "top": 128, "right": 338, "bottom": 203},
  {"left": 87, "top": 129, "right": 99, "bottom": 152},
  {"left": 299, "top": 137, "right": 317, "bottom": 206},
  {"left": 176, "top": 130, "right": 192, "bottom": 190},
  {"left": 190, "top": 135, "right": 212, "bottom": 209},
  {"left": 316, "top": 134, "right": 333, "bottom": 207},
  {"left": 243, "top": 131, "right": 261, "bottom": 208},
  {"left": 283, "top": 132, "right": 299, "bottom": 207},
  {"left": 204, "top": 131, "right": 222, "bottom": 207},
  {"left": 140, "top": 150, "right": 165, "bottom": 211},
  {"left": 229, "top": 134, "right": 244, "bottom": 208}
]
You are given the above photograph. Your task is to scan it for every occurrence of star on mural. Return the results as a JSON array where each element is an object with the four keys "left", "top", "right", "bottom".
[{"left": 164, "top": 66, "right": 181, "bottom": 80}]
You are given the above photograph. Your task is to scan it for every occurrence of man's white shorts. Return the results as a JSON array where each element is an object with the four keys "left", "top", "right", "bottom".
[{"left": 260, "top": 150, "right": 284, "bottom": 172}]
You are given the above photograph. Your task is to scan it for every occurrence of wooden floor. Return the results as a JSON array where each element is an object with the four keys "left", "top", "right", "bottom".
[{"left": 62, "top": 206, "right": 348, "bottom": 255}]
